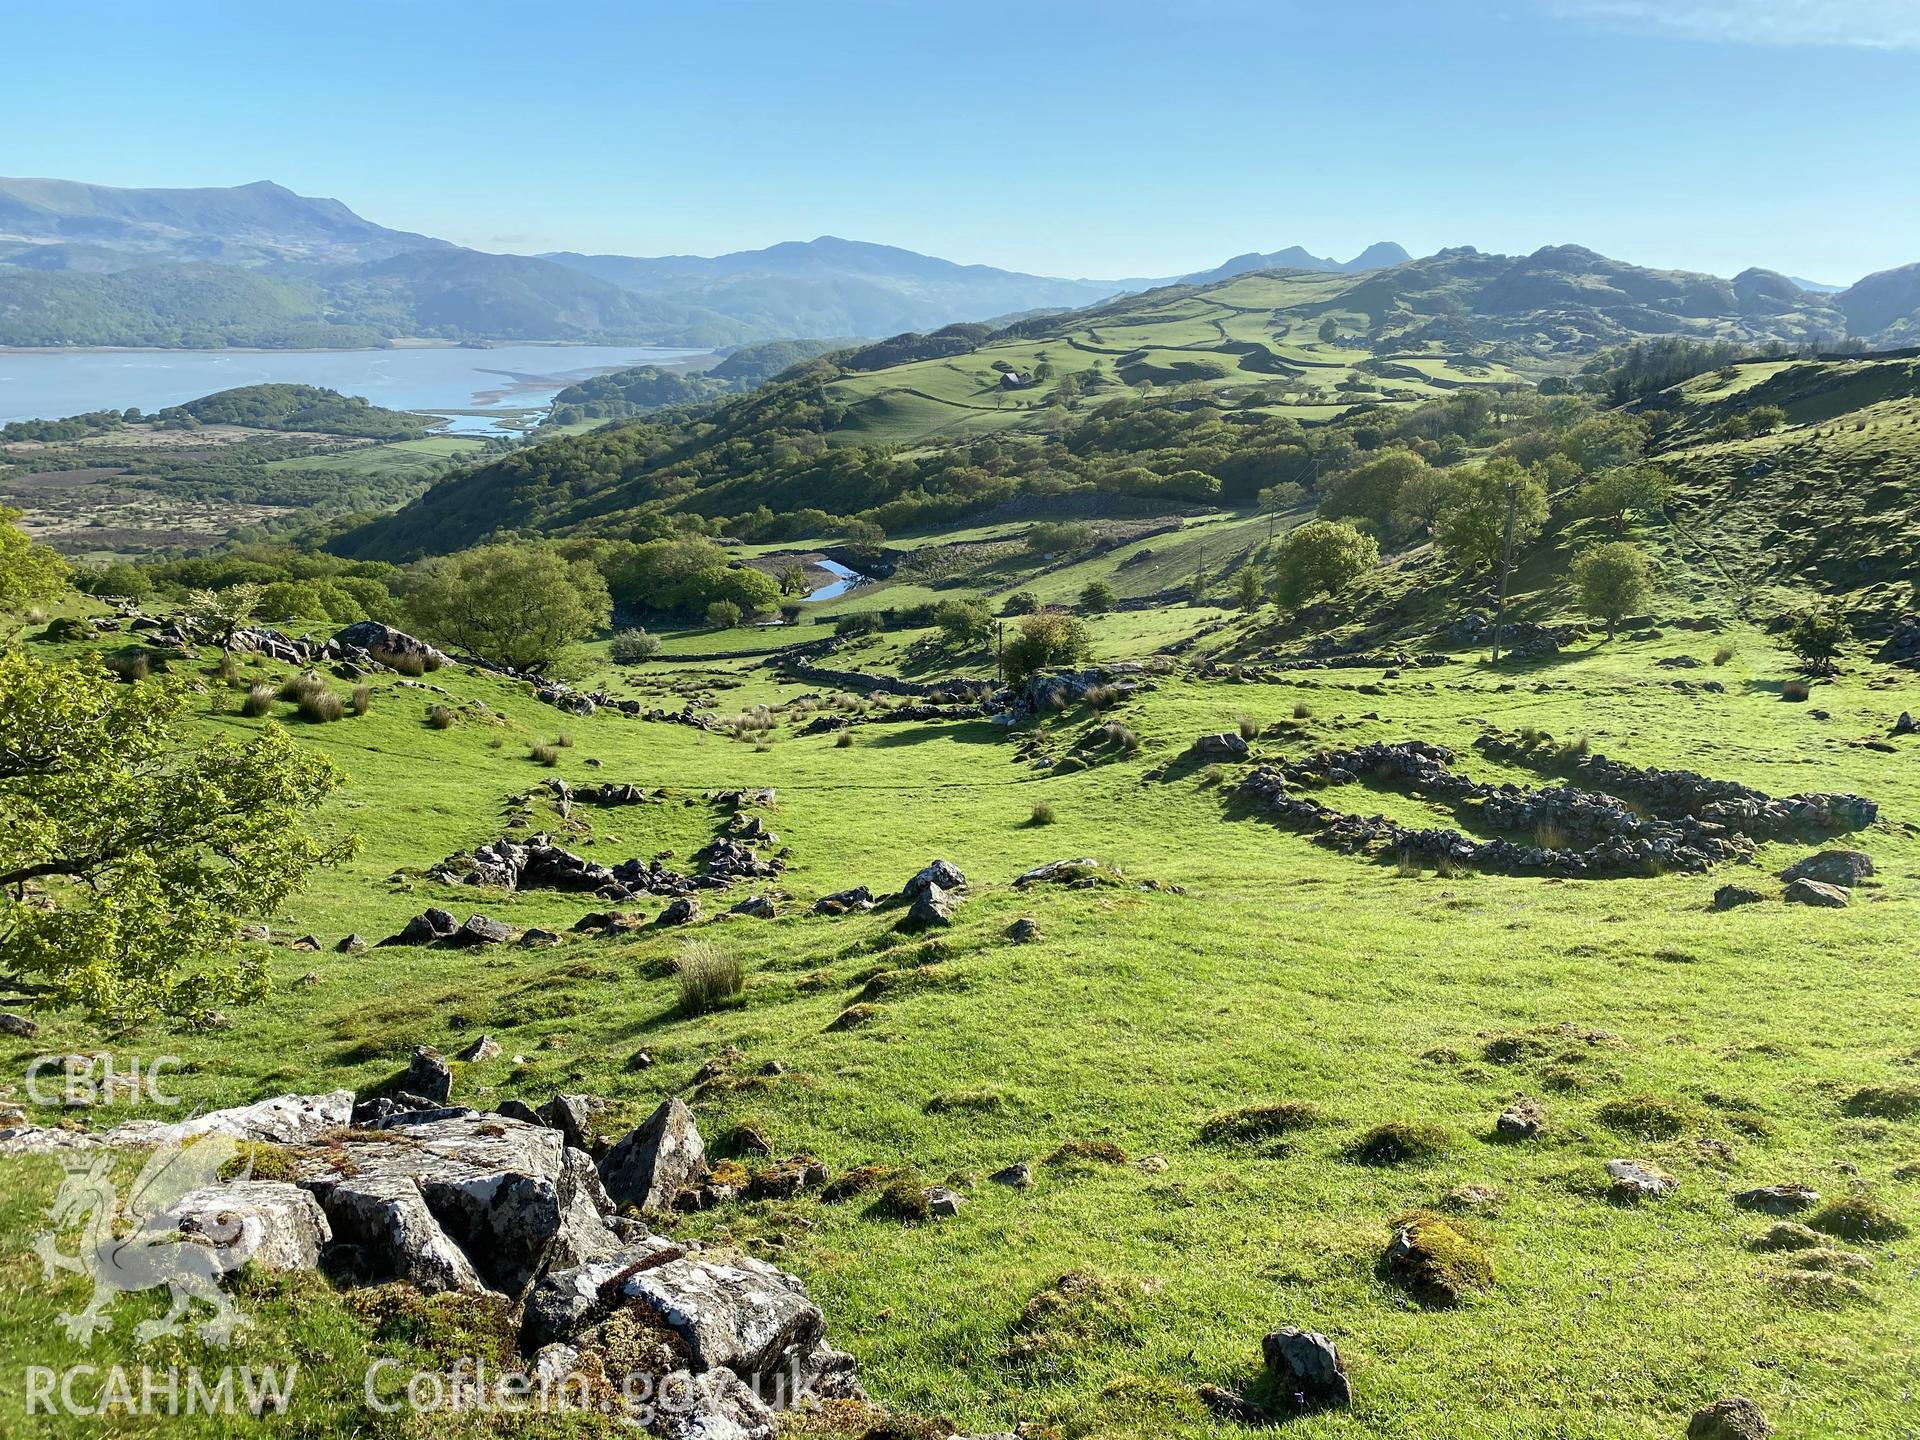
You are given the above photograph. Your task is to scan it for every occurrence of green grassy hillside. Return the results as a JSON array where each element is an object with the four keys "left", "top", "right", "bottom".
[{"left": 4, "top": 577, "right": 1917, "bottom": 1438}]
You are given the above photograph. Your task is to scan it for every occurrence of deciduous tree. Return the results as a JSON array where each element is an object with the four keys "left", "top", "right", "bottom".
[
  {"left": 0, "top": 652, "right": 353, "bottom": 1020},
  {"left": 404, "top": 545, "right": 610, "bottom": 670}
]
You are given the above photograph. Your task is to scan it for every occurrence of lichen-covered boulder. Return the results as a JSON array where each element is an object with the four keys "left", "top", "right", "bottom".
[{"left": 600, "top": 1098, "right": 707, "bottom": 1213}]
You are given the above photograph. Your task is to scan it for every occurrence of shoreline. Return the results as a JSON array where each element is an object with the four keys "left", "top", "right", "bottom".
[{"left": 0, "top": 339, "right": 712, "bottom": 357}]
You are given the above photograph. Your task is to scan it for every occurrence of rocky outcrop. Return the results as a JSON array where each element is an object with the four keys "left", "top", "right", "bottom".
[
  {"left": 1236, "top": 736, "right": 1877, "bottom": 879},
  {"left": 1, "top": 1090, "right": 354, "bottom": 1155},
  {"left": 1189, "top": 732, "right": 1251, "bottom": 761},
  {"left": 294, "top": 1114, "right": 621, "bottom": 1298},
  {"left": 1781, "top": 850, "right": 1873, "bottom": 887},
  {"left": 600, "top": 1099, "right": 708, "bottom": 1214}
]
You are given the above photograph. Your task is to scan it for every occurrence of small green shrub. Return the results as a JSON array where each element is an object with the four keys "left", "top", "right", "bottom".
[{"left": 609, "top": 628, "right": 661, "bottom": 663}]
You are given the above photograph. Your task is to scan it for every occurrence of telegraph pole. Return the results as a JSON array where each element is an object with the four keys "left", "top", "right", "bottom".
[{"left": 1489, "top": 480, "right": 1519, "bottom": 664}]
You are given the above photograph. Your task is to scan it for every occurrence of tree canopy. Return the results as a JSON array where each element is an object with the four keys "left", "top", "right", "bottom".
[
  {"left": 1570, "top": 541, "right": 1654, "bottom": 638},
  {"left": 0, "top": 508, "right": 70, "bottom": 613},
  {"left": 0, "top": 652, "right": 352, "bottom": 1020},
  {"left": 1270, "top": 520, "right": 1379, "bottom": 608},
  {"left": 404, "top": 544, "right": 610, "bottom": 669},
  {"left": 1433, "top": 459, "right": 1549, "bottom": 572}
]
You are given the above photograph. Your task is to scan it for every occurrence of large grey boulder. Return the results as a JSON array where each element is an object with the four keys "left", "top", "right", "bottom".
[
  {"left": 294, "top": 1114, "right": 621, "bottom": 1298},
  {"left": 401, "top": 1046, "right": 453, "bottom": 1104},
  {"left": 332, "top": 620, "right": 448, "bottom": 670},
  {"left": 1781, "top": 850, "right": 1872, "bottom": 887},
  {"left": 1783, "top": 877, "right": 1850, "bottom": 908},
  {"left": 169, "top": 1181, "right": 332, "bottom": 1272},
  {"left": 520, "top": 1238, "right": 686, "bottom": 1350},
  {"left": 618, "top": 1253, "right": 845, "bottom": 1393},
  {"left": 600, "top": 1099, "right": 708, "bottom": 1214}
]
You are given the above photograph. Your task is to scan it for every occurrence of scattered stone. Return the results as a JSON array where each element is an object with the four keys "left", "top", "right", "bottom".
[
  {"left": 456, "top": 1035, "right": 503, "bottom": 1063},
  {"left": 1783, "top": 877, "right": 1850, "bottom": 908},
  {"left": 903, "top": 884, "right": 957, "bottom": 929},
  {"left": 1712, "top": 885, "right": 1767, "bottom": 911},
  {"left": 0, "top": 1013, "right": 38, "bottom": 1038},
  {"left": 1189, "top": 732, "right": 1251, "bottom": 761},
  {"left": 656, "top": 896, "right": 701, "bottom": 927},
  {"left": 498, "top": 1099, "right": 544, "bottom": 1126},
  {"left": 1006, "top": 916, "right": 1041, "bottom": 943},
  {"left": 401, "top": 1046, "right": 453, "bottom": 1104},
  {"left": 989, "top": 1162, "right": 1033, "bottom": 1188},
  {"left": 1495, "top": 1096, "right": 1547, "bottom": 1140},
  {"left": 1733, "top": 1183, "right": 1819, "bottom": 1215},
  {"left": 1262, "top": 1325, "right": 1352, "bottom": 1412},
  {"left": 926, "top": 1186, "right": 965, "bottom": 1217},
  {"left": 1013, "top": 858, "right": 1109, "bottom": 888},
  {"left": 1687, "top": 1396, "right": 1772, "bottom": 1440},
  {"left": 540, "top": 1092, "right": 596, "bottom": 1151},
  {"left": 1606, "top": 1158, "right": 1676, "bottom": 1202},
  {"left": 335, "top": 933, "right": 366, "bottom": 954},
  {"left": 813, "top": 886, "right": 874, "bottom": 916},
  {"left": 1781, "top": 850, "right": 1873, "bottom": 887},
  {"left": 1893, "top": 711, "right": 1916, "bottom": 737},
  {"left": 729, "top": 895, "right": 777, "bottom": 919},
  {"left": 600, "top": 1098, "right": 708, "bottom": 1213},
  {"left": 452, "top": 914, "right": 514, "bottom": 947},
  {"left": 290, "top": 934, "right": 321, "bottom": 952},
  {"left": 519, "top": 927, "right": 561, "bottom": 947},
  {"left": 1196, "top": 1384, "right": 1268, "bottom": 1425},
  {"left": 902, "top": 859, "right": 966, "bottom": 899}
]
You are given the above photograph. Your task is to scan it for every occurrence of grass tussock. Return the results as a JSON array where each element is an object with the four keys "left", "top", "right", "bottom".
[
  {"left": 1810, "top": 1194, "right": 1908, "bottom": 1243},
  {"left": 1007, "top": 1270, "right": 1144, "bottom": 1362},
  {"left": 426, "top": 704, "right": 457, "bottom": 730},
  {"left": 1594, "top": 1092, "right": 1697, "bottom": 1139},
  {"left": 1713, "top": 645, "right": 1736, "bottom": 666},
  {"left": 1028, "top": 801, "right": 1057, "bottom": 826},
  {"left": 530, "top": 744, "right": 561, "bottom": 767},
  {"left": 298, "top": 687, "right": 346, "bottom": 723},
  {"left": 835, "top": 731, "right": 854, "bottom": 748},
  {"left": 1046, "top": 1139, "right": 1128, "bottom": 1169},
  {"left": 1198, "top": 1100, "right": 1328, "bottom": 1144},
  {"left": 674, "top": 941, "right": 745, "bottom": 1015},
  {"left": 1841, "top": 1083, "right": 1920, "bottom": 1119},
  {"left": 350, "top": 684, "right": 372, "bottom": 716},
  {"left": 1235, "top": 713, "right": 1259, "bottom": 741},
  {"left": 1350, "top": 1120, "right": 1453, "bottom": 1165},
  {"left": 242, "top": 684, "right": 276, "bottom": 718}
]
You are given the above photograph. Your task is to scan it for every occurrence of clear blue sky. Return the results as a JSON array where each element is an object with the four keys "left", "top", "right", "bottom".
[{"left": 4, "top": 0, "right": 1916, "bottom": 284}]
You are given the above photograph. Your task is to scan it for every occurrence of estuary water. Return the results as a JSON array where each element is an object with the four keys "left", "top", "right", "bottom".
[{"left": 0, "top": 344, "right": 710, "bottom": 431}]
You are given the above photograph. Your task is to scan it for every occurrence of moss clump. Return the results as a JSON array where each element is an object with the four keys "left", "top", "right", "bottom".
[
  {"left": 1350, "top": 1120, "right": 1453, "bottom": 1166},
  {"left": 858, "top": 965, "right": 959, "bottom": 1004},
  {"left": 924, "top": 1088, "right": 1009, "bottom": 1115},
  {"left": 1594, "top": 1092, "right": 1697, "bottom": 1139},
  {"left": 826, "top": 1003, "right": 882, "bottom": 1032},
  {"left": 1810, "top": 1194, "right": 1909, "bottom": 1243},
  {"left": 1199, "top": 1100, "right": 1328, "bottom": 1144},
  {"left": 1749, "top": 1221, "right": 1824, "bottom": 1251},
  {"left": 1841, "top": 1083, "right": 1920, "bottom": 1119},
  {"left": 1384, "top": 1210, "right": 1494, "bottom": 1306},
  {"left": 874, "top": 1170, "right": 933, "bottom": 1222},
  {"left": 1007, "top": 1270, "right": 1144, "bottom": 1362},
  {"left": 821, "top": 1164, "right": 896, "bottom": 1204},
  {"left": 219, "top": 1140, "right": 300, "bottom": 1183},
  {"left": 343, "top": 1285, "right": 517, "bottom": 1366}
]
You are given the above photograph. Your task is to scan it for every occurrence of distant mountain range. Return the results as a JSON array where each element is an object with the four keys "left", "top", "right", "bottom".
[{"left": 1, "top": 177, "right": 1917, "bottom": 353}]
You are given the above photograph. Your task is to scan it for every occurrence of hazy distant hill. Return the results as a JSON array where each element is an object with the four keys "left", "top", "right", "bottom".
[
  {"left": 1179, "top": 241, "right": 1412, "bottom": 285},
  {"left": 0, "top": 177, "right": 445, "bottom": 267},
  {"left": 543, "top": 237, "right": 1126, "bottom": 341}
]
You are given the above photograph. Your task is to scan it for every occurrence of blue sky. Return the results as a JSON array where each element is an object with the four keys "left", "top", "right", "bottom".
[{"left": 3, "top": 0, "right": 1916, "bottom": 284}]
